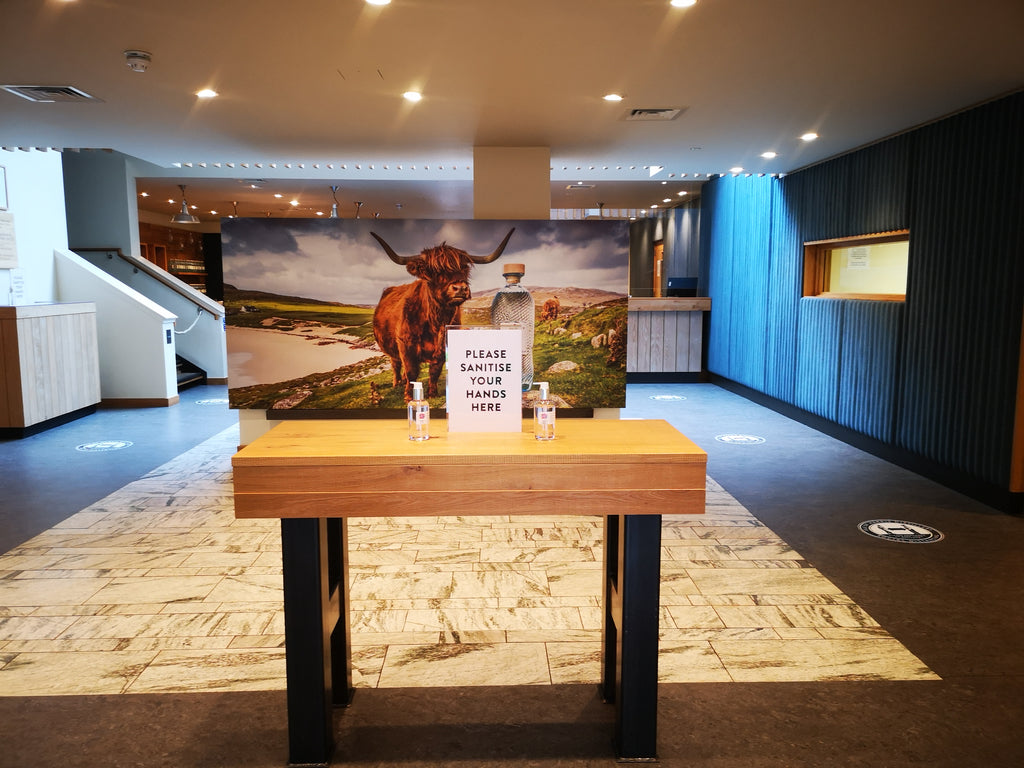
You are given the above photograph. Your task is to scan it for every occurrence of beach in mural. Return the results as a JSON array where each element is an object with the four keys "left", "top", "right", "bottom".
[
  {"left": 221, "top": 218, "right": 630, "bottom": 412},
  {"left": 227, "top": 326, "right": 380, "bottom": 388}
]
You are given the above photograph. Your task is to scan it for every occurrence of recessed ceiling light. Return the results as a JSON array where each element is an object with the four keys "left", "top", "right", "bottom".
[
  {"left": 195, "top": 89, "right": 218, "bottom": 99},
  {"left": 290, "top": 199, "right": 299, "bottom": 206},
  {"left": 274, "top": 193, "right": 283, "bottom": 198},
  {"left": 761, "top": 151, "right": 777, "bottom": 159},
  {"left": 366, "top": 0, "right": 390, "bottom": 5},
  {"left": 662, "top": 198, "right": 671, "bottom": 203},
  {"left": 678, "top": 190, "right": 688, "bottom": 196},
  {"left": 800, "top": 132, "right": 818, "bottom": 142},
  {"left": 730, "top": 166, "right": 743, "bottom": 173},
  {"left": 139, "top": 192, "right": 149, "bottom": 197},
  {"left": 670, "top": 0, "right": 697, "bottom": 7},
  {"left": 403, "top": 90, "right": 422, "bottom": 102},
  {"left": 603, "top": 93, "right": 623, "bottom": 102}
]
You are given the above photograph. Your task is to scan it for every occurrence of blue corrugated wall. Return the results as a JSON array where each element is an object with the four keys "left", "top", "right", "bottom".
[{"left": 703, "top": 91, "right": 1023, "bottom": 490}]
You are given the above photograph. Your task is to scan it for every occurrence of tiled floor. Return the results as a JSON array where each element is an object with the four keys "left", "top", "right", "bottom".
[{"left": 0, "top": 423, "right": 936, "bottom": 696}]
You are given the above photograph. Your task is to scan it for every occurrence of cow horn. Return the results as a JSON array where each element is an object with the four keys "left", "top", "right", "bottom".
[
  {"left": 369, "top": 231, "right": 414, "bottom": 265},
  {"left": 468, "top": 227, "right": 516, "bottom": 264}
]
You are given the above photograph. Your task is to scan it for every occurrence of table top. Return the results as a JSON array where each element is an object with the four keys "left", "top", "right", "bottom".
[
  {"left": 233, "top": 418, "right": 705, "bottom": 466},
  {"left": 232, "top": 419, "right": 706, "bottom": 519}
]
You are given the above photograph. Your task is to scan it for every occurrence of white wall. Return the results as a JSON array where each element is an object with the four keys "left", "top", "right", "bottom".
[
  {"left": 62, "top": 150, "right": 140, "bottom": 257},
  {"left": 54, "top": 249, "right": 178, "bottom": 402},
  {"left": 0, "top": 149, "right": 67, "bottom": 305},
  {"left": 76, "top": 249, "right": 228, "bottom": 379}
]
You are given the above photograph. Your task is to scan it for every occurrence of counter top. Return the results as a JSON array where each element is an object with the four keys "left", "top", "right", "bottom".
[
  {"left": 628, "top": 297, "right": 711, "bottom": 311},
  {"left": 232, "top": 418, "right": 707, "bottom": 519},
  {"left": 0, "top": 303, "right": 97, "bottom": 319}
]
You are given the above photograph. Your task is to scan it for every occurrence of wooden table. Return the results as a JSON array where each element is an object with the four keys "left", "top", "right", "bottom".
[{"left": 232, "top": 418, "right": 706, "bottom": 766}]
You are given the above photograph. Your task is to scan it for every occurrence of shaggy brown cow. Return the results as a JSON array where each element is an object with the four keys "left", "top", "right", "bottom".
[
  {"left": 371, "top": 229, "right": 515, "bottom": 400},
  {"left": 540, "top": 296, "right": 560, "bottom": 322}
]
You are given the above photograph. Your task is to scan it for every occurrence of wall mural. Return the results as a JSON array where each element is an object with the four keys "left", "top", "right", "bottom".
[{"left": 221, "top": 218, "right": 629, "bottom": 411}]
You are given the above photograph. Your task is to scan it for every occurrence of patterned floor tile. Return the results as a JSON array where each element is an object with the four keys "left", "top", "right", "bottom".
[{"left": 0, "top": 424, "right": 937, "bottom": 697}]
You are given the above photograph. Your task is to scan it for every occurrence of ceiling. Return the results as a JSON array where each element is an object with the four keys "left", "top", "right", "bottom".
[{"left": 2, "top": 0, "right": 1022, "bottom": 222}]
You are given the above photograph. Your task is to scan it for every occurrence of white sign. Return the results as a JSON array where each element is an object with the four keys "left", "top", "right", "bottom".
[
  {"left": 446, "top": 327, "right": 522, "bottom": 432},
  {"left": 9, "top": 269, "right": 25, "bottom": 304},
  {"left": 846, "top": 245, "right": 870, "bottom": 270},
  {"left": 0, "top": 212, "right": 18, "bottom": 269}
]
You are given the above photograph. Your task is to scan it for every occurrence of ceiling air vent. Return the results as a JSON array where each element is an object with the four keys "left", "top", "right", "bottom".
[
  {"left": 625, "top": 107, "right": 685, "bottom": 122},
  {"left": 2, "top": 85, "right": 102, "bottom": 103}
]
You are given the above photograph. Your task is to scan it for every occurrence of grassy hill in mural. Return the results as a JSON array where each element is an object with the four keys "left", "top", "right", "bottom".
[
  {"left": 224, "top": 285, "right": 376, "bottom": 342},
  {"left": 227, "top": 288, "right": 628, "bottom": 411}
]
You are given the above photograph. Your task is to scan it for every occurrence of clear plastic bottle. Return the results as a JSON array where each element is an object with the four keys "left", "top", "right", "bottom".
[
  {"left": 490, "top": 262, "right": 534, "bottom": 392},
  {"left": 534, "top": 381, "right": 555, "bottom": 441},
  {"left": 408, "top": 381, "right": 430, "bottom": 441}
]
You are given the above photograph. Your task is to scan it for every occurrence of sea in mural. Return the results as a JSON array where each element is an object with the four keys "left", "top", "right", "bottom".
[{"left": 221, "top": 218, "right": 629, "bottom": 412}]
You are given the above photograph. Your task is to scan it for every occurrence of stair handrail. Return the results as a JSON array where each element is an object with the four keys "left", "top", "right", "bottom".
[{"left": 71, "top": 247, "right": 225, "bottom": 320}]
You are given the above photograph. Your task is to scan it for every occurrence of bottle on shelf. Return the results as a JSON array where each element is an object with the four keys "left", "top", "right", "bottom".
[
  {"left": 408, "top": 381, "right": 430, "bottom": 441},
  {"left": 534, "top": 381, "right": 556, "bottom": 441},
  {"left": 490, "top": 262, "right": 534, "bottom": 392}
]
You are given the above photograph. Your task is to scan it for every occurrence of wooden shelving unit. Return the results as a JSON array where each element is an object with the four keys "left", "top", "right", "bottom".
[{"left": 139, "top": 222, "right": 207, "bottom": 292}]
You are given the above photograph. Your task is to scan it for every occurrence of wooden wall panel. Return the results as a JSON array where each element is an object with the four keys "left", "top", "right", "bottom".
[{"left": 626, "top": 308, "right": 704, "bottom": 373}]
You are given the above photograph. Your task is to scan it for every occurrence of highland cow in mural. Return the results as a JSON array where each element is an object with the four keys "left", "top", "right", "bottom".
[{"left": 370, "top": 228, "right": 516, "bottom": 400}]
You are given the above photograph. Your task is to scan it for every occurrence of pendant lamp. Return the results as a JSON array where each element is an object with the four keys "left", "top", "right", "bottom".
[{"left": 171, "top": 185, "right": 199, "bottom": 224}]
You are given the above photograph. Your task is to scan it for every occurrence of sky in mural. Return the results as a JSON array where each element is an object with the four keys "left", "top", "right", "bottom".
[{"left": 221, "top": 218, "right": 629, "bottom": 303}]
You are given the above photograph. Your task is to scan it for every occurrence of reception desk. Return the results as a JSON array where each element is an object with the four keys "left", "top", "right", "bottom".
[
  {"left": 627, "top": 297, "right": 710, "bottom": 374},
  {"left": 233, "top": 418, "right": 706, "bottom": 766},
  {"left": 0, "top": 303, "right": 100, "bottom": 435}
]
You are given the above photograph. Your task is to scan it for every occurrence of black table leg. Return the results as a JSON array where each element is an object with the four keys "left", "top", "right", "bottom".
[
  {"left": 602, "top": 514, "right": 662, "bottom": 762},
  {"left": 281, "top": 518, "right": 352, "bottom": 767}
]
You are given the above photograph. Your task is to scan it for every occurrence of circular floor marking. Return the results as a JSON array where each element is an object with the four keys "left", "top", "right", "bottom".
[
  {"left": 75, "top": 440, "right": 133, "bottom": 453},
  {"left": 195, "top": 398, "right": 229, "bottom": 405},
  {"left": 649, "top": 394, "right": 686, "bottom": 401},
  {"left": 858, "top": 519, "right": 944, "bottom": 543},
  {"left": 715, "top": 434, "right": 766, "bottom": 445}
]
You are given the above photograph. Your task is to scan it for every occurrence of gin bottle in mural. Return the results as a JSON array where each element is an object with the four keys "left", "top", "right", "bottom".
[{"left": 490, "top": 262, "right": 534, "bottom": 392}]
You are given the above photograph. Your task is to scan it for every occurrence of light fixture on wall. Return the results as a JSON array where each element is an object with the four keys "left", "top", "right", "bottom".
[
  {"left": 329, "top": 186, "right": 339, "bottom": 218},
  {"left": 171, "top": 185, "right": 199, "bottom": 224}
]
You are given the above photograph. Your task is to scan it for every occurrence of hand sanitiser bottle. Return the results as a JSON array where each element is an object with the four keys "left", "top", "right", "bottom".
[
  {"left": 534, "top": 381, "right": 555, "bottom": 441},
  {"left": 408, "top": 381, "right": 430, "bottom": 441}
]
